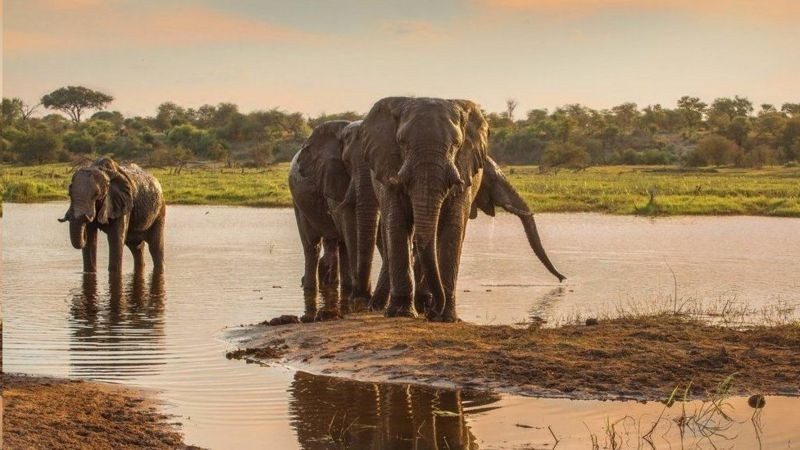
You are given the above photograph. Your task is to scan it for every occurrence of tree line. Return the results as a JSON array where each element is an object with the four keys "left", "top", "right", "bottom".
[{"left": 2, "top": 86, "right": 799, "bottom": 169}]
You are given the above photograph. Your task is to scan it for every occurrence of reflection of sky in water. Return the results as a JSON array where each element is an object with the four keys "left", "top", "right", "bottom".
[{"left": 3, "top": 203, "right": 800, "bottom": 449}]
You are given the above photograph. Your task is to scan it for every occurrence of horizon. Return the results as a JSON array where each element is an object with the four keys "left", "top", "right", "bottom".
[{"left": 3, "top": 1, "right": 799, "bottom": 118}]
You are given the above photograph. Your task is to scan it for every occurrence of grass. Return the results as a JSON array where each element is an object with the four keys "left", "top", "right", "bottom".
[{"left": 2, "top": 163, "right": 800, "bottom": 216}]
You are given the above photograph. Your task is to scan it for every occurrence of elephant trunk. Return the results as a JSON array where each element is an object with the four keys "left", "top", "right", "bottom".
[
  {"left": 410, "top": 170, "right": 447, "bottom": 316},
  {"left": 493, "top": 171, "right": 566, "bottom": 282},
  {"left": 70, "top": 219, "right": 87, "bottom": 249},
  {"left": 354, "top": 160, "right": 379, "bottom": 299},
  {"left": 520, "top": 214, "right": 566, "bottom": 282}
]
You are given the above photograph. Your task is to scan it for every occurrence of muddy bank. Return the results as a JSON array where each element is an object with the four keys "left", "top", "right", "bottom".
[
  {"left": 229, "top": 314, "right": 800, "bottom": 400},
  {"left": 2, "top": 374, "right": 197, "bottom": 450}
]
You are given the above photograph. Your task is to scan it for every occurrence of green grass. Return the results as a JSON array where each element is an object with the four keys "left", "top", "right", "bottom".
[{"left": 2, "top": 163, "right": 800, "bottom": 217}]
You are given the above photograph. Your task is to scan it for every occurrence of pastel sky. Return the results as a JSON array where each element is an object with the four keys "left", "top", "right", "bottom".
[{"left": 3, "top": 0, "right": 799, "bottom": 117}]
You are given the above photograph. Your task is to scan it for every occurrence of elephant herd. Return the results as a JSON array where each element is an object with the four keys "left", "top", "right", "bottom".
[
  {"left": 58, "top": 96, "right": 565, "bottom": 324},
  {"left": 290, "top": 96, "right": 565, "bottom": 323}
]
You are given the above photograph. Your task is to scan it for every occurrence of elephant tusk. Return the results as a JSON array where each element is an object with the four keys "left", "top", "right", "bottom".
[{"left": 58, "top": 216, "right": 69, "bottom": 223}]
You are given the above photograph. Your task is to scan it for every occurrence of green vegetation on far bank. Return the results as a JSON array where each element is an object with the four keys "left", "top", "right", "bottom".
[{"left": 3, "top": 163, "right": 800, "bottom": 217}]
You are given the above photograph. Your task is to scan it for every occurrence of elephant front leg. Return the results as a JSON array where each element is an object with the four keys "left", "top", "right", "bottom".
[
  {"left": 107, "top": 218, "right": 128, "bottom": 274},
  {"left": 383, "top": 198, "right": 416, "bottom": 318},
  {"left": 316, "top": 238, "right": 342, "bottom": 321},
  {"left": 369, "top": 223, "right": 390, "bottom": 311},
  {"left": 82, "top": 225, "right": 98, "bottom": 273},
  {"left": 433, "top": 203, "right": 469, "bottom": 322}
]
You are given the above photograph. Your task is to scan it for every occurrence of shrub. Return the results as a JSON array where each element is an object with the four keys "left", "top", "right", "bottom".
[
  {"left": 541, "top": 141, "right": 590, "bottom": 169},
  {"left": 685, "top": 134, "right": 738, "bottom": 166}
]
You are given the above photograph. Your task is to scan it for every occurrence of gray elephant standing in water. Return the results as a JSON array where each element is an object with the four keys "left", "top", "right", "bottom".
[
  {"left": 59, "top": 157, "right": 166, "bottom": 274},
  {"left": 289, "top": 120, "right": 389, "bottom": 320},
  {"left": 360, "top": 97, "right": 565, "bottom": 322}
]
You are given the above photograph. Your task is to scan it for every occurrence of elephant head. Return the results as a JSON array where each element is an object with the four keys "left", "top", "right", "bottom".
[
  {"left": 472, "top": 157, "right": 566, "bottom": 282},
  {"left": 361, "top": 97, "right": 486, "bottom": 315},
  {"left": 59, "top": 157, "right": 134, "bottom": 249}
]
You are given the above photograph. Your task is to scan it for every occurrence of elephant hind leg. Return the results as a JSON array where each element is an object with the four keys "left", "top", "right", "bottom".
[
  {"left": 146, "top": 211, "right": 166, "bottom": 273},
  {"left": 128, "top": 241, "right": 146, "bottom": 274},
  {"left": 294, "top": 207, "right": 322, "bottom": 322}
]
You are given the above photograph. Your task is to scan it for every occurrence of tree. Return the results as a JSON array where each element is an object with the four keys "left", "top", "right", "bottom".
[
  {"left": 686, "top": 134, "right": 738, "bottom": 166},
  {"left": 676, "top": 96, "right": 707, "bottom": 131},
  {"left": 541, "top": 141, "right": 590, "bottom": 170},
  {"left": 505, "top": 98, "right": 518, "bottom": 122},
  {"left": 41, "top": 86, "right": 113, "bottom": 123},
  {"left": 17, "top": 128, "right": 63, "bottom": 163},
  {"left": 781, "top": 103, "right": 800, "bottom": 117}
]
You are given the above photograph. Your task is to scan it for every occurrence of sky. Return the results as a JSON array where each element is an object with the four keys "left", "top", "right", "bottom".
[{"left": 2, "top": 0, "right": 799, "bottom": 118}]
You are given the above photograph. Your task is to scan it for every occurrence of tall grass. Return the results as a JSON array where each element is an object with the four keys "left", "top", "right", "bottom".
[{"left": 3, "top": 163, "right": 800, "bottom": 216}]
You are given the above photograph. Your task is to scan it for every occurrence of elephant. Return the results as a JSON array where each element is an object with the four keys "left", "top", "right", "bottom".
[
  {"left": 359, "top": 97, "right": 565, "bottom": 322},
  {"left": 289, "top": 120, "right": 386, "bottom": 320},
  {"left": 59, "top": 157, "right": 166, "bottom": 274}
]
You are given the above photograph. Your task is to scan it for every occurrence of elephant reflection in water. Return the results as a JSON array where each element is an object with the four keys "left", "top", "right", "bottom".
[
  {"left": 289, "top": 371, "right": 500, "bottom": 449},
  {"left": 69, "top": 270, "right": 166, "bottom": 379}
]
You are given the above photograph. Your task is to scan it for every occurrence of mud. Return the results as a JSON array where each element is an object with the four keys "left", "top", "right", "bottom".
[
  {"left": 2, "top": 374, "right": 197, "bottom": 450},
  {"left": 230, "top": 313, "right": 800, "bottom": 400}
]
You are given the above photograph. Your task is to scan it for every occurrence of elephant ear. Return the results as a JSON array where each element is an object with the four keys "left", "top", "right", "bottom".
[
  {"left": 98, "top": 164, "right": 134, "bottom": 224},
  {"left": 322, "top": 158, "right": 350, "bottom": 204},
  {"left": 361, "top": 97, "right": 408, "bottom": 186},
  {"left": 449, "top": 99, "right": 489, "bottom": 186}
]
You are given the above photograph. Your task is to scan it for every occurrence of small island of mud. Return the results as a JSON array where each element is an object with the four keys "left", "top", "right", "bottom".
[
  {"left": 2, "top": 374, "right": 197, "bottom": 450},
  {"left": 229, "top": 314, "right": 800, "bottom": 400}
]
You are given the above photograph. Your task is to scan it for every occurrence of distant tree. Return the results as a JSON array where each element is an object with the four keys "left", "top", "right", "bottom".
[
  {"left": 308, "top": 111, "right": 362, "bottom": 128},
  {"left": 16, "top": 127, "right": 63, "bottom": 163},
  {"left": 725, "top": 116, "right": 752, "bottom": 147},
  {"left": 155, "top": 102, "right": 189, "bottom": 130},
  {"left": 676, "top": 96, "right": 707, "bottom": 130},
  {"left": 541, "top": 141, "right": 590, "bottom": 170},
  {"left": 505, "top": 98, "right": 518, "bottom": 122},
  {"left": 686, "top": 134, "right": 738, "bottom": 166},
  {"left": 781, "top": 103, "right": 800, "bottom": 117},
  {"left": 41, "top": 86, "right": 113, "bottom": 123}
]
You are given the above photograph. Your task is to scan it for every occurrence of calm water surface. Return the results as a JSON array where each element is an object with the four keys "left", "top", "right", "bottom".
[{"left": 3, "top": 203, "right": 799, "bottom": 449}]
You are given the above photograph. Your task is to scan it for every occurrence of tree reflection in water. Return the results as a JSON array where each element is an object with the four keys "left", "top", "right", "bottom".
[{"left": 289, "top": 371, "right": 501, "bottom": 449}]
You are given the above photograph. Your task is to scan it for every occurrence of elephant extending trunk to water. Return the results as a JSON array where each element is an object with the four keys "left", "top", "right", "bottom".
[
  {"left": 360, "top": 97, "right": 565, "bottom": 322},
  {"left": 58, "top": 157, "right": 166, "bottom": 274}
]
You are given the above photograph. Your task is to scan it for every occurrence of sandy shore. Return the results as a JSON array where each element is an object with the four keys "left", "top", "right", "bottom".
[
  {"left": 2, "top": 374, "right": 198, "bottom": 450},
  {"left": 228, "top": 313, "right": 800, "bottom": 400}
]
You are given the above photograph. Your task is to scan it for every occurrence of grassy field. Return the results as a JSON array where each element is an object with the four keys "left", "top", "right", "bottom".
[{"left": 2, "top": 163, "right": 800, "bottom": 216}]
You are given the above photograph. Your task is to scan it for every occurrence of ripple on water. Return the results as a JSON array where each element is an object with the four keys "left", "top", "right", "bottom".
[{"left": 4, "top": 203, "right": 800, "bottom": 449}]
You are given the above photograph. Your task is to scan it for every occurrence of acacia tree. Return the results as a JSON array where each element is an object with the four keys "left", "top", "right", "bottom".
[{"left": 41, "top": 86, "right": 113, "bottom": 123}]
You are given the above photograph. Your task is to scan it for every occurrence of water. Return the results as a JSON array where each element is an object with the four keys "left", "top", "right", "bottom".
[{"left": 3, "top": 203, "right": 799, "bottom": 449}]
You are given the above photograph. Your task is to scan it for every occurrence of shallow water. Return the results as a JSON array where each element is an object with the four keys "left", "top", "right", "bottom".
[{"left": 3, "top": 203, "right": 799, "bottom": 449}]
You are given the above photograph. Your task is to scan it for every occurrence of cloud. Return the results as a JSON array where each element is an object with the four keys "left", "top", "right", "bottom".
[
  {"left": 477, "top": 0, "right": 800, "bottom": 22},
  {"left": 4, "top": 4, "right": 318, "bottom": 55}
]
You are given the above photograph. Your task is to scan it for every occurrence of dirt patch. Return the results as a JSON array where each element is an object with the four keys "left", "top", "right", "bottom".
[
  {"left": 229, "top": 313, "right": 800, "bottom": 400},
  {"left": 2, "top": 374, "right": 198, "bottom": 450}
]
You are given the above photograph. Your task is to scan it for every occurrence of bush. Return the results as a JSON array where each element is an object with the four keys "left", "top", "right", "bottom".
[
  {"left": 63, "top": 131, "right": 95, "bottom": 154},
  {"left": 541, "top": 142, "right": 590, "bottom": 169},
  {"left": 16, "top": 128, "right": 62, "bottom": 164},
  {"left": 685, "top": 134, "right": 738, "bottom": 166}
]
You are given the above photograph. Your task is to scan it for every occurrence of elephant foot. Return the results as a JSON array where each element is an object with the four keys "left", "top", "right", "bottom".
[
  {"left": 315, "top": 308, "right": 342, "bottom": 321},
  {"left": 348, "top": 296, "right": 370, "bottom": 313},
  {"left": 385, "top": 298, "right": 418, "bottom": 318},
  {"left": 414, "top": 293, "right": 432, "bottom": 315},
  {"left": 300, "top": 313, "right": 316, "bottom": 323},
  {"left": 426, "top": 307, "right": 459, "bottom": 323}
]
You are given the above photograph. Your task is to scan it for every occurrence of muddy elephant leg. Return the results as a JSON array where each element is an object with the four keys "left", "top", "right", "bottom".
[
  {"left": 128, "top": 241, "right": 146, "bottom": 273},
  {"left": 369, "top": 222, "right": 390, "bottom": 311},
  {"left": 383, "top": 197, "right": 416, "bottom": 318},
  {"left": 294, "top": 207, "right": 321, "bottom": 323},
  {"left": 435, "top": 202, "right": 469, "bottom": 322},
  {"left": 413, "top": 244, "right": 432, "bottom": 314},
  {"left": 338, "top": 243, "right": 354, "bottom": 313},
  {"left": 82, "top": 224, "right": 98, "bottom": 273},
  {"left": 317, "top": 238, "right": 342, "bottom": 321},
  {"left": 107, "top": 217, "right": 129, "bottom": 274},
  {"left": 147, "top": 209, "right": 166, "bottom": 273}
]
